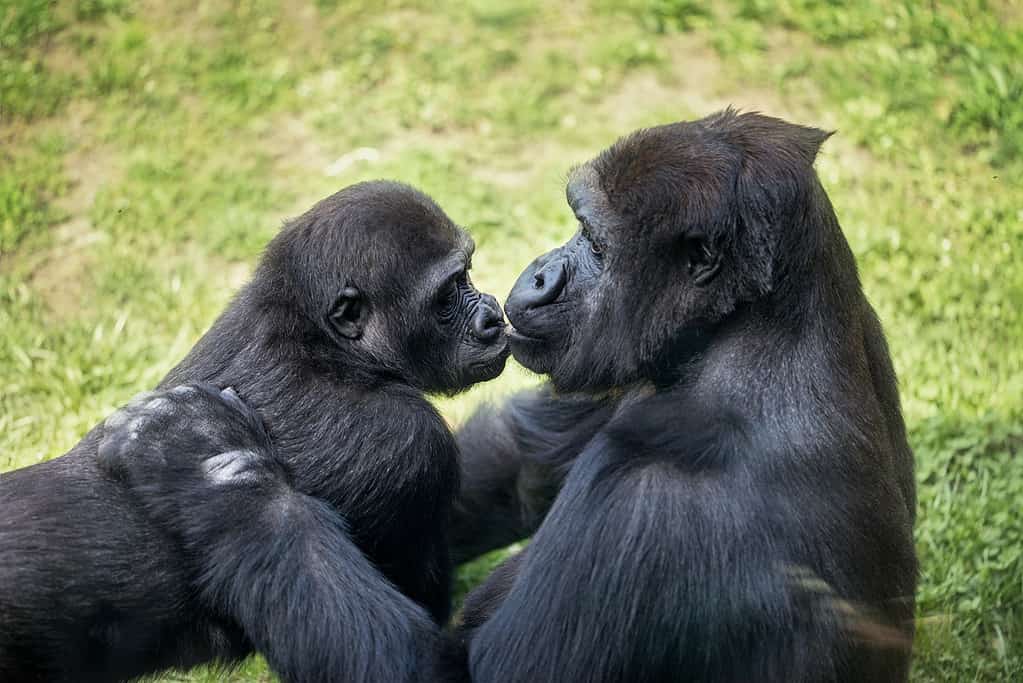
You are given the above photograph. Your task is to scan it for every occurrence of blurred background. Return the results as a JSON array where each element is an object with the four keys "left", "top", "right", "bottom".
[{"left": 1, "top": 1, "right": 1020, "bottom": 680}]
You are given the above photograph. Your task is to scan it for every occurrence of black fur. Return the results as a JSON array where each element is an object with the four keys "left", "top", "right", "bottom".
[
  {"left": 449, "top": 386, "right": 617, "bottom": 564},
  {"left": 96, "top": 384, "right": 447, "bottom": 683},
  {"left": 459, "top": 110, "right": 917, "bottom": 682},
  {"left": 0, "top": 181, "right": 509, "bottom": 682}
]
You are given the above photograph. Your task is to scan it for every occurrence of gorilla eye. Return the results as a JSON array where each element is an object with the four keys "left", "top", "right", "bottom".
[
  {"left": 439, "top": 284, "right": 457, "bottom": 309},
  {"left": 437, "top": 273, "right": 465, "bottom": 321},
  {"left": 579, "top": 219, "right": 603, "bottom": 259}
]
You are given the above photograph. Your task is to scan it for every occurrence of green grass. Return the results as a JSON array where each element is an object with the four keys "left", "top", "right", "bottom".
[{"left": 2, "top": 0, "right": 1021, "bottom": 679}]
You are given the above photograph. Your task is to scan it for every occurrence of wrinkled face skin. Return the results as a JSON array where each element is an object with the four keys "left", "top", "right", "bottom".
[
  {"left": 503, "top": 113, "right": 804, "bottom": 394},
  {"left": 395, "top": 230, "right": 512, "bottom": 394}
]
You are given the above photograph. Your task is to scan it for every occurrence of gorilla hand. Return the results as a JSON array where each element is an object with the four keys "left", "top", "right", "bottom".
[
  {"left": 98, "top": 383, "right": 287, "bottom": 537},
  {"left": 100, "top": 385, "right": 449, "bottom": 683}
]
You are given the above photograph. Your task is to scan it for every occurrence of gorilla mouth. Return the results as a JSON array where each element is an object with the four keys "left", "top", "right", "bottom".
[
  {"left": 475, "top": 330, "right": 512, "bottom": 361},
  {"left": 507, "top": 325, "right": 560, "bottom": 374},
  {"left": 507, "top": 325, "right": 546, "bottom": 344},
  {"left": 469, "top": 340, "right": 512, "bottom": 381},
  {"left": 489, "top": 338, "right": 513, "bottom": 362}
]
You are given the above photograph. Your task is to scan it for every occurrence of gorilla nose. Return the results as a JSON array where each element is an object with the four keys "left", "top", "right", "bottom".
[
  {"left": 472, "top": 295, "right": 506, "bottom": 342},
  {"left": 506, "top": 256, "right": 567, "bottom": 320}
]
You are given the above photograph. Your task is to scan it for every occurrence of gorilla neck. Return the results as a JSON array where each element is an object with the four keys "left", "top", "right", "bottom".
[
  {"left": 680, "top": 267, "right": 875, "bottom": 441},
  {"left": 696, "top": 193, "right": 867, "bottom": 403}
]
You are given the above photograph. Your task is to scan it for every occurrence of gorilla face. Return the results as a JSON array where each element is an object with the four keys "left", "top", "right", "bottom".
[
  {"left": 337, "top": 184, "right": 511, "bottom": 395},
  {"left": 266, "top": 181, "right": 510, "bottom": 396},
  {"left": 416, "top": 254, "right": 512, "bottom": 391},
  {"left": 353, "top": 227, "right": 511, "bottom": 395},
  {"left": 504, "top": 111, "right": 830, "bottom": 394},
  {"left": 503, "top": 167, "right": 609, "bottom": 380}
]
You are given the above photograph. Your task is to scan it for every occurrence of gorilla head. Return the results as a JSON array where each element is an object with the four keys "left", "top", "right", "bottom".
[
  {"left": 255, "top": 180, "right": 509, "bottom": 395},
  {"left": 504, "top": 109, "right": 833, "bottom": 392}
]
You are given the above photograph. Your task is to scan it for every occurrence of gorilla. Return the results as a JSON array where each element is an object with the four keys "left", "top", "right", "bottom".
[
  {"left": 454, "top": 109, "right": 918, "bottom": 682},
  {"left": 0, "top": 181, "right": 508, "bottom": 682},
  {"left": 101, "top": 110, "right": 917, "bottom": 682}
]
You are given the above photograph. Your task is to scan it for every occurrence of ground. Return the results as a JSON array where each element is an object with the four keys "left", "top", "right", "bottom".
[{"left": 1, "top": 1, "right": 1021, "bottom": 680}]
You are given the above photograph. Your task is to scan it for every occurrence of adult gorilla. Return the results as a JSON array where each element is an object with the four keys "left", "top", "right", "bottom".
[
  {"left": 104, "top": 110, "right": 917, "bottom": 682},
  {"left": 454, "top": 109, "right": 917, "bottom": 682}
]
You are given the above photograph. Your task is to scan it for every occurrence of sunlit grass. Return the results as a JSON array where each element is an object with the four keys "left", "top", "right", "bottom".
[{"left": 1, "top": 1, "right": 1020, "bottom": 679}]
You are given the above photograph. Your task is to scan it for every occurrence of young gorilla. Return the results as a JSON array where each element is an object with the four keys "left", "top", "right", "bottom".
[
  {"left": 107, "top": 111, "right": 917, "bottom": 682},
  {"left": 0, "top": 181, "right": 508, "bottom": 683}
]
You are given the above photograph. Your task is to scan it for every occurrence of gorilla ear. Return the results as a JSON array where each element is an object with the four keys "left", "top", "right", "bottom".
[
  {"left": 684, "top": 236, "right": 722, "bottom": 286},
  {"left": 329, "top": 287, "right": 365, "bottom": 340}
]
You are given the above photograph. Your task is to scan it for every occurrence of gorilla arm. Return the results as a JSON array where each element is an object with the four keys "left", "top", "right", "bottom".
[
  {"left": 450, "top": 385, "right": 617, "bottom": 564},
  {"left": 98, "top": 385, "right": 444, "bottom": 683}
]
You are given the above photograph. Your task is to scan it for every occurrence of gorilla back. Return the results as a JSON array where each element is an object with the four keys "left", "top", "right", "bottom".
[
  {"left": 0, "top": 181, "right": 509, "bottom": 682},
  {"left": 463, "top": 111, "right": 917, "bottom": 682}
]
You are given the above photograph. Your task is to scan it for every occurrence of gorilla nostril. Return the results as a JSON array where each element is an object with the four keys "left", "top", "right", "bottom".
[{"left": 506, "top": 255, "right": 567, "bottom": 319}]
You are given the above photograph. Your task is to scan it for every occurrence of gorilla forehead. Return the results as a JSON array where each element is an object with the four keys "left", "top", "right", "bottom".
[
  {"left": 296, "top": 181, "right": 468, "bottom": 266},
  {"left": 583, "top": 116, "right": 744, "bottom": 237}
]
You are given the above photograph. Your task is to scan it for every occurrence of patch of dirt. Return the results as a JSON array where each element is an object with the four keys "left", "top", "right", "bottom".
[
  {"left": 29, "top": 104, "right": 120, "bottom": 318},
  {"left": 264, "top": 114, "right": 334, "bottom": 175},
  {"left": 41, "top": 31, "right": 89, "bottom": 80},
  {"left": 28, "top": 246, "right": 97, "bottom": 319},
  {"left": 994, "top": 0, "right": 1023, "bottom": 24},
  {"left": 136, "top": 0, "right": 220, "bottom": 46},
  {"left": 55, "top": 104, "right": 120, "bottom": 217},
  {"left": 278, "top": 1, "right": 327, "bottom": 56},
  {"left": 176, "top": 242, "right": 252, "bottom": 293},
  {"left": 599, "top": 33, "right": 802, "bottom": 127}
]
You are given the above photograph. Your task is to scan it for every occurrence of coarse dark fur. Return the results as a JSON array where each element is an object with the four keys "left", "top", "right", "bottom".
[
  {"left": 449, "top": 386, "right": 617, "bottom": 564},
  {"left": 0, "top": 181, "right": 509, "bottom": 683},
  {"left": 455, "top": 110, "right": 917, "bottom": 682}
]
